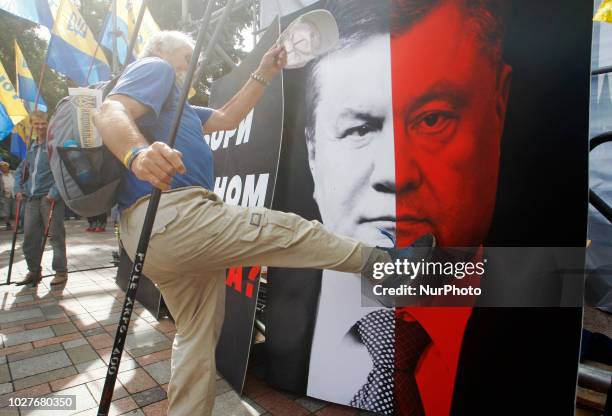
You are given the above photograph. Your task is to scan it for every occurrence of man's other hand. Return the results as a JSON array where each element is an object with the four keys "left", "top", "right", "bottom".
[
  {"left": 131, "top": 142, "right": 187, "bottom": 191},
  {"left": 257, "top": 45, "right": 287, "bottom": 81},
  {"left": 16, "top": 192, "right": 24, "bottom": 201}
]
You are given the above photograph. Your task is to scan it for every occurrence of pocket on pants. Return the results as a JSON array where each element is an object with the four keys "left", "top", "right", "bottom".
[{"left": 240, "top": 208, "right": 296, "bottom": 248}]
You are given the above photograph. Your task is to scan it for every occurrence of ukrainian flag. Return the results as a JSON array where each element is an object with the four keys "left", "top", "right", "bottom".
[
  {"left": 0, "top": 57, "right": 28, "bottom": 126},
  {"left": 15, "top": 41, "right": 48, "bottom": 113},
  {"left": 100, "top": 0, "right": 160, "bottom": 65},
  {"left": 46, "top": 0, "right": 111, "bottom": 86},
  {"left": 0, "top": 0, "right": 54, "bottom": 29},
  {"left": 0, "top": 103, "right": 13, "bottom": 140},
  {"left": 10, "top": 120, "right": 28, "bottom": 159}
]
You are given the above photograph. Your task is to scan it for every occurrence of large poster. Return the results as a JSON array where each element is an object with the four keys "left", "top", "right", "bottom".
[
  {"left": 267, "top": 0, "right": 590, "bottom": 414},
  {"left": 211, "top": 20, "right": 283, "bottom": 393}
]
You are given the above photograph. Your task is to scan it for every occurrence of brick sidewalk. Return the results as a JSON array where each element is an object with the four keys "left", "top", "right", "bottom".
[{"left": 0, "top": 220, "right": 370, "bottom": 416}]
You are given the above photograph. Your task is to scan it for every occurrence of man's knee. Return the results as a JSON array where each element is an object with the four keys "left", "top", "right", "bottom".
[{"left": 48, "top": 233, "right": 65, "bottom": 246}]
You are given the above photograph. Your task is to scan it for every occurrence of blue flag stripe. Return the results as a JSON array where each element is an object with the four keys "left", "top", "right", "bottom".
[
  {"left": 17, "top": 75, "right": 47, "bottom": 107},
  {"left": 46, "top": 36, "right": 111, "bottom": 86},
  {"left": 101, "top": 14, "right": 131, "bottom": 65},
  {"left": 10, "top": 132, "right": 26, "bottom": 159},
  {"left": 0, "top": 103, "right": 13, "bottom": 139}
]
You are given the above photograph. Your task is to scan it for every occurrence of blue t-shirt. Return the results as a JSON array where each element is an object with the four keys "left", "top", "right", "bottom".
[{"left": 109, "top": 57, "right": 214, "bottom": 210}]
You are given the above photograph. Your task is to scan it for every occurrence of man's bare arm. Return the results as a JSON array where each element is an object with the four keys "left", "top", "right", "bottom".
[
  {"left": 204, "top": 45, "right": 287, "bottom": 134},
  {"left": 94, "top": 95, "right": 185, "bottom": 190}
]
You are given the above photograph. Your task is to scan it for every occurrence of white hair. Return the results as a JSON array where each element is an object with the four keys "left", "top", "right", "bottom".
[{"left": 139, "top": 30, "right": 195, "bottom": 59}]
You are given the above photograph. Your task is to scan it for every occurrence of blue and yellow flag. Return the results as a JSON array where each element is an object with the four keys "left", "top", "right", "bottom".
[
  {"left": 0, "top": 0, "right": 54, "bottom": 29},
  {"left": 46, "top": 0, "right": 111, "bottom": 86},
  {"left": 0, "top": 103, "right": 14, "bottom": 140},
  {"left": 10, "top": 120, "right": 28, "bottom": 159},
  {"left": 15, "top": 41, "right": 48, "bottom": 113},
  {"left": 0, "top": 57, "right": 29, "bottom": 126},
  {"left": 100, "top": 0, "right": 160, "bottom": 65}
]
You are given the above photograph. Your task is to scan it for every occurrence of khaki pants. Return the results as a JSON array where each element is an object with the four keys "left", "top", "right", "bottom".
[{"left": 120, "top": 187, "right": 368, "bottom": 416}]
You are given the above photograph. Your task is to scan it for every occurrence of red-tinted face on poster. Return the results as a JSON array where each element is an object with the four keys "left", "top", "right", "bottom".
[{"left": 391, "top": 0, "right": 511, "bottom": 248}]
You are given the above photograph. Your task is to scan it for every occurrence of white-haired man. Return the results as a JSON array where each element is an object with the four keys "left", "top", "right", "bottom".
[{"left": 94, "top": 31, "right": 417, "bottom": 415}]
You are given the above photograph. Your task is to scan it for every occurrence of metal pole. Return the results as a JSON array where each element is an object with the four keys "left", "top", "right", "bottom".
[
  {"left": 112, "top": 0, "right": 119, "bottom": 75},
  {"left": 97, "top": 0, "right": 230, "bottom": 412},
  {"left": 211, "top": 38, "right": 237, "bottom": 68},
  {"left": 182, "top": 0, "right": 189, "bottom": 26},
  {"left": 40, "top": 265, "right": 117, "bottom": 279},
  {"left": 122, "top": 0, "right": 149, "bottom": 68},
  {"left": 86, "top": 0, "right": 114, "bottom": 83},
  {"left": 192, "top": 2, "right": 236, "bottom": 92},
  {"left": 187, "top": 1, "right": 248, "bottom": 82},
  {"left": 210, "top": 0, "right": 250, "bottom": 25},
  {"left": 32, "top": 0, "right": 65, "bottom": 111},
  {"left": 252, "top": 0, "right": 258, "bottom": 46}
]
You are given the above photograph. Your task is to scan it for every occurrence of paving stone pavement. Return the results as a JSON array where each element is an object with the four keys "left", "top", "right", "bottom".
[{"left": 0, "top": 220, "right": 377, "bottom": 415}]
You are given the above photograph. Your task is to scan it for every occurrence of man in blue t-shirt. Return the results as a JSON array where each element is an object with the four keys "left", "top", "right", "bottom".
[{"left": 94, "top": 30, "right": 410, "bottom": 415}]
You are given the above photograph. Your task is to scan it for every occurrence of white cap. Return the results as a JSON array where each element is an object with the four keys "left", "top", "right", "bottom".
[{"left": 278, "top": 9, "right": 340, "bottom": 69}]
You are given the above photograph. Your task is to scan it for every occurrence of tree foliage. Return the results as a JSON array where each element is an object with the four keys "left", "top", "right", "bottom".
[
  {"left": 0, "top": 13, "right": 69, "bottom": 114},
  {"left": 0, "top": 0, "right": 256, "bottom": 112}
]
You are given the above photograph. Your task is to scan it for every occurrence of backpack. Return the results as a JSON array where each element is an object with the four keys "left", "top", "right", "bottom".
[{"left": 47, "top": 77, "right": 123, "bottom": 217}]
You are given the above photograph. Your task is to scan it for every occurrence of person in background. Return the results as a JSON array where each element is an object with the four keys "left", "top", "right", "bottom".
[
  {"left": 14, "top": 111, "right": 68, "bottom": 286},
  {"left": 0, "top": 160, "right": 14, "bottom": 230},
  {"left": 86, "top": 212, "right": 107, "bottom": 232}
]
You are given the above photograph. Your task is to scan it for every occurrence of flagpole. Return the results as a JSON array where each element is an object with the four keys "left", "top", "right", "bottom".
[
  {"left": 32, "top": 0, "right": 66, "bottom": 115},
  {"left": 86, "top": 0, "right": 113, "bottom": 83},
  {"left": 29, "top": 38, "right": 50, "bottom": 117},
  {"left": 122, "top": 0, "right": 148, "bottom": 68},
  {"left": 14, "top": 40, "right": 29, "bottom": 113},
  {"left": 112, "top": 0, "right": 119, "bottom": 75}
]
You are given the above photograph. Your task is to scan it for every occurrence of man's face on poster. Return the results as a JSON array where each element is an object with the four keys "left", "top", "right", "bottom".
[
  {"left": 307, "top": 34, "right": 396, "bottom": 247},
  {"left": 306, "top": 1, "right": 511, "bottom": 249},
  {"left": 391, "top": 1, "right": 511, "bottom": 247}
]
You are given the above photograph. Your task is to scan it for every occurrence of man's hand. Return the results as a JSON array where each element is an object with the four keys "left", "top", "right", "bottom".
[
  {"left": 256, "top": 45, "right": 287, "bottom": 81},
  {"left": 16, "top": 192, "right": 24, "bottom": 202},
  {"left": 130, "top": 142, "right": 186, "bottom": 191},
  {"left": 45, "top": 195, "right": 55, "bottom": 203}
]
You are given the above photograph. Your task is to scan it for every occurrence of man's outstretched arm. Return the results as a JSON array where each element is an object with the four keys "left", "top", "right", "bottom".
[
  {"left": 94, "top": 95, "right": 185, "bottom": 191},
  {"left": 204, "top": 45, "right": 287, "bottom": 133}
]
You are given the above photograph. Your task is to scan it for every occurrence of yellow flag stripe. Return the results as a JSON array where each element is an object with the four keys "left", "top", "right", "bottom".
[
  {"left": 0, "top": 57, "right": 28, "bottom": 125},
  {"left": 52, "top": 0, "right": 109, "bottom": 65},
  {"left": 594, "top": 0, "right": 612, "bottom": 22}
]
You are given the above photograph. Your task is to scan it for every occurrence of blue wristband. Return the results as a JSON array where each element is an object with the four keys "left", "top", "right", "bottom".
[{"left": 126, "top": 146, "right": 148, "bottom": 172}]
